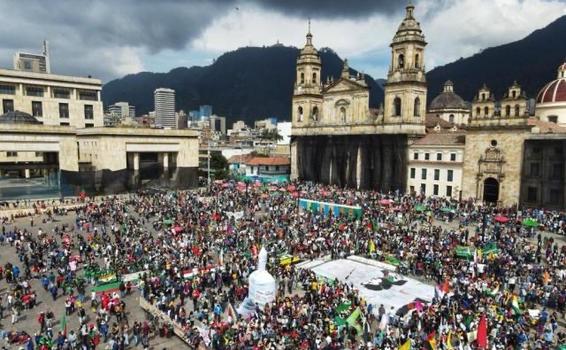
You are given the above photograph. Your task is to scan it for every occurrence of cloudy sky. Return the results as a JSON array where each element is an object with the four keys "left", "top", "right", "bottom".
[{"left": 1, "top": 0, "right": 565, "bottom": 82}]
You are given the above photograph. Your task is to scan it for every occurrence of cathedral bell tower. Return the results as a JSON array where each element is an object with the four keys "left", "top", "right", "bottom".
[
  {"left": 292, "top": 25, "right": 323, "bottom": 125},
  {"left": 383, "top": 4, "right": 427, "bottom": 126}
]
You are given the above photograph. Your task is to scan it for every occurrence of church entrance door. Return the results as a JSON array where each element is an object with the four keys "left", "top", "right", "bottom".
[{"left": 483, "top": 177, "right": 499, "bottom": 203}]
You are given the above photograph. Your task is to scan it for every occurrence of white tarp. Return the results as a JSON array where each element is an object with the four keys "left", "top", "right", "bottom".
[{"left": 307, "top": 256, "right": 434, "bottom": 316}]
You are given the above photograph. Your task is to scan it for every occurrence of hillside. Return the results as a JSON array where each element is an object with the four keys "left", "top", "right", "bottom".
[
  {"left": 102, "top": 46, "right": 383, "bottom": 126},
  {"left": 427, "top": 15, "right": 566, "bottom": 101}
]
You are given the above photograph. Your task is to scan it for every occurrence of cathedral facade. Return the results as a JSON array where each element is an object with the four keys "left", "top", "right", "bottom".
[{"left": 290, "top": 4, "right": 427, "bottom": 191}]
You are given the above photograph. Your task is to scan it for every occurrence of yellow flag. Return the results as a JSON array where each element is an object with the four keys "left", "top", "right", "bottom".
[
  {"left": 446, "top": 331, "right": 453, "bottom": 350},
  {"left": 369, "top": 239, "right": 376, "bottom": 253},
  {"left": 399, "top": 338, "right": 411, "bottom": 350}
]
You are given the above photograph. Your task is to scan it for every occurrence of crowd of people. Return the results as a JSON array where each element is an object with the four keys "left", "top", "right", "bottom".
[{"left": 0, "top": 181, "right": 564, "bottom": 349}]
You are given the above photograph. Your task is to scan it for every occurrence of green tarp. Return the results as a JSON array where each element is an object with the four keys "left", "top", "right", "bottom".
[
  {"left": 455, "top": 245, "right": 474, "bottom": 259},
  {"left": 522, "top": 218, "right": 538, "bottom": 228},
  {"left": 414, "top": 204, "right": 427, "bottom": 212},
  {"left": 482, "top": 242, "right": 499, "bottom": 256}
]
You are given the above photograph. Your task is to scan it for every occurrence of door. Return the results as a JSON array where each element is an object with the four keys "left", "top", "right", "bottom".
[{"left": 483, "top": 177, "right": 499, "bottom": 203}]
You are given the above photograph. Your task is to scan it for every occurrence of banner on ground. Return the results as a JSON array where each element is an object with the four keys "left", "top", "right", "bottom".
[{"left": 298, "top": 198, "right": 362, "bottom": 220}]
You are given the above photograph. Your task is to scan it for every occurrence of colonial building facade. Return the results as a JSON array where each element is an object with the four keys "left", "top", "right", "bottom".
[{"left": 291, "top": 4, "right": 426, "bottom": 191}]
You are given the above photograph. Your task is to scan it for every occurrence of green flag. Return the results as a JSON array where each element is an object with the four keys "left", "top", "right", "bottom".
[{"left": 60, "top": 313, "right": 67, "bottom": 334}]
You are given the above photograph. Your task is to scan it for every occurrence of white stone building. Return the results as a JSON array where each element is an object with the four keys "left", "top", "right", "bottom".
[{"left": 407, "top": 132, "right": 465, "bottom": 198}]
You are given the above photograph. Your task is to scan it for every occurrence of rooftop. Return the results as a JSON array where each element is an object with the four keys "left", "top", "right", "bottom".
[
  {"left": 413, "top": 132, "right": 466, "bottom": 146},
  {"left": 246, "top": 156, "right": 290, "bottom": 166}
]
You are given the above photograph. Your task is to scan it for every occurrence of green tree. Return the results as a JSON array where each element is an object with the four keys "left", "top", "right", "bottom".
[{"left": 210, "top": 152, "right": 229, "bottom": 180}]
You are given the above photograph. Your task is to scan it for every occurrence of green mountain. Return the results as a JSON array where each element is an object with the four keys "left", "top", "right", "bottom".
[{"left": 102, "top": 46, "right": 383, "bottom": 126}]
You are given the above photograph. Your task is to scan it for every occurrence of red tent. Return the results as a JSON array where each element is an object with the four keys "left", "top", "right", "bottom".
[{"left": 379, "top": 199, "right": 393, "bottom": 206}]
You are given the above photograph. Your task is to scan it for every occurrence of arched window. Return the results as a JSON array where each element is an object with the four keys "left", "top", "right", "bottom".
[
  {"left": 514, "top": 104, "right": 520, "bottom": 117},
  {"left": 312, "top": 106, "right": 319, "bottom": 121},
  {"left": 481, "top": 93, "right": 486, "bottom": 101},
  {"left": 476, "top": 107, "right": 481, "bottom": 117},
  {"left": 413, "top": 97, "right": 421, "bottom": 117},
  {"left": 394, "top": 97, "right": 402, "bottom": 117},
  {"left": 300, "top": 73, "right": 304, "bottom": 84},
  {"left": 297, "top": 106, "right": 304, "bottom": 122},
  {"left": 512, "top": 90, "right": 516, "bottom": 98},
  {"left": 415, "top": 54, "right": 420, "bottom": 68},
  {"left": 484, "top": 106, "right": 489, "bottom": 117},
  {"left": 505, "top": 105, "right": 511, "bottom": 117},
  {"left": 398, "top": 54, "right": 405, "bottom": 69},
  {"left": 449, "top": 114, "right": 455, "bottom": 123},
  {"left": 340, "top": 107, "right": 346, "bottom": 123},
  {"left": 312, "top": 73, "right": 317, "bottom": 84}
]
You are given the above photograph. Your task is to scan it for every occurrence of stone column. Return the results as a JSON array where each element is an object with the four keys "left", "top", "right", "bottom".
[
  {"left": 290, "top": 141, "right": 298, "bottom": 180},
  {"left": 133, "top": 153, "right": 140, "bottom": 171},
  {"left": 163, "top": 152, "right": 169, "bottom": 169},
  {"left": 356, "top": 143, "right": 362, "bottom": 190}
]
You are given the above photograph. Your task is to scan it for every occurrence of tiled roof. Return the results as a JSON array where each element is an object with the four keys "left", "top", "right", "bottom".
[
  {"left": 425, "top": 114, "right": 455, "bottom": 129},
  {"left": 413, "top": 132, "right": 466, "bottom": 146},
  {"left": 246, "top": 156, "right": 290, "bottom": 166},
  {"left": 528, "top": 117, "right": 566, "bottom": 133},
  {"left": 227, "top": 154, "right": 254, "bottom": 164}
]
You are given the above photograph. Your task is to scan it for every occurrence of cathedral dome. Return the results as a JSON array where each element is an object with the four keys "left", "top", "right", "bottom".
[
  {"left": 0, "top": 110, "right": 41, "bottom": 124},
  {"left": 429, "top": 81, "right": 468, "bottom": 110},
  {"left": 537, "top": 62, "right": 566, "bottom": 104}
]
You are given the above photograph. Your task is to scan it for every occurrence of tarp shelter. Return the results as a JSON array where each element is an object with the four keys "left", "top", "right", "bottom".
[
  {"left": 298, "top": 198, "right": 363, "bottom": 220},
  {"left": 494, "top": 215, "right": 509, "bottom": 223},
  {"left": 522, "top": 218, "right": 538, "bottom": 228}
]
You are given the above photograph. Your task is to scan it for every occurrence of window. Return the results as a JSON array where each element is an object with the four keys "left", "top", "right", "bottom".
[
  {"left": 312, "top": 106, "right": 319, "bottom": 121},
  {"left": 6, "top": 151, "right": 17, "bottom": 157},
  {"left": 85, "top": 123, "right": 94, "bottom": 128},
  {"left": 548, "top": 115, "right": 558, "bottom": 123},
  {"left": 476, "top": 107, "right": 481, "bottom": 117},
  {"left": 420, "top": 183, "right": 426, "bottom": 194},
  {"left": 447, "top": 170, "right": 454, "bottom": 182},
  {"left": 481, "top": 93, "right": 486, "bottom": 101},
  {"left": 79, "top": 90, "right": 98, "bottom": 101},
  {"left": 433, "top": 184, "right": 439, "bottom": 196},
  {"left": 436, "top": 153, "right": 442, "bottom": 161},
  {"left": 414, "top": 54, "right": 420, "bottom": 68},
  {"left": 446, "top": 186, "right": 453, "bottom": 197},
  {"left": 53, "top": 88, "right": 70, "bottom": 99},
  {"left": 35, "top": 152, "right": 42, "bottom": 157},
  {"left": 550, "top": 189, "right": 562, "bottom": 205},
  {"left": 484, "top": 106, "right": 489, "bottom": 116},
  {"left": 2, "top": 99, "right": 14, "bottom": 113},
  {"left": 505, "top": 105, "right": 511, "bottom": 116},
  {"left": 84, "top": 105, "right": 94, "bottom": 120},
  {"left": 552, "top": 163, "right": 563, "bottom": 180},
  {"left": 450, "top": 153, "right": 456, "bottom": 161},
  {"left": 410, "top": 168, "right": 416, "bottom": 179},
  {"left": 527, "top": 186, "right": 537, "bottom": 202},
  {"left": 312, "top": 73, "right": 317, "bottom": 84},
  {"left": 514, "top": 104, "right": 520, "bottom": 117},
  {"left": 424, "top": 153, "right": 430, "bottom": 160},
  {"left": 413, "top": 152, "right": 419, "bottom": 160},
  {"left": 434, "top": 169, "right": 440, "bottom": 181},
  {"left": 491, "top": 140, "right": 498, "bottom": 147},
  {"left": 512, "top": 90, "right": 516, "bottom": 98},
  {"left": 60, "top": 122, "right": 70, "bottom": 126},
  {"left": 530, "top": 162, "right": 540, "bottom": 177},
  {"left": 26, "top": 86, "right": 44, "bottom": 97},
  {"left": 413, "top": 97, "right": 421, "bottom": 117},
  {"left": 59, "top": 103, "right": 69, "bottom": 119},
  {"left": 300, "top": 73, "right": 304, "bottom": 84},
  {"left": 409, "top": 186, "right": 415, "bottom": 193},
  {"left": 31, "top": 101, "right": 43, "bottom": 117},
  {"left": 298, "top": 106, "right": 304, "bottom": 122},
  {"left": 421, "top": 169, "right": 427, "bottom": 180},
  {"left": 0, "top": 84, "right": 15, "bottom": 95},
  {"left": 448, "top": 114, "right": 454, "bottom": 123},
  {"left": 398, "top": 54, "right": 405, "bottom": 69},
  {"left": 393, "top": 97, "right": 402, "bottom": 117}
]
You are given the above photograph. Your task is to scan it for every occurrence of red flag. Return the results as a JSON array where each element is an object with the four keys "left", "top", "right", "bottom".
[{"left": 477, "top": 314, "right": 488, "bottom": 349}]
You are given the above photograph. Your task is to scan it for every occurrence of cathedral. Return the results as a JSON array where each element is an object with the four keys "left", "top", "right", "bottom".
[{"left": 290, "top": 4, "right": 427, "bottom": 191}]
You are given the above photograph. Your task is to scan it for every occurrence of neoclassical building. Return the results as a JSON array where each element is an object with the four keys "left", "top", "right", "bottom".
[
  {"left": 429, "top": 81, "right": 470, "bottom": 125},
  {"left": 291, "top": 4, "right": 427, "bottom": 191}
]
